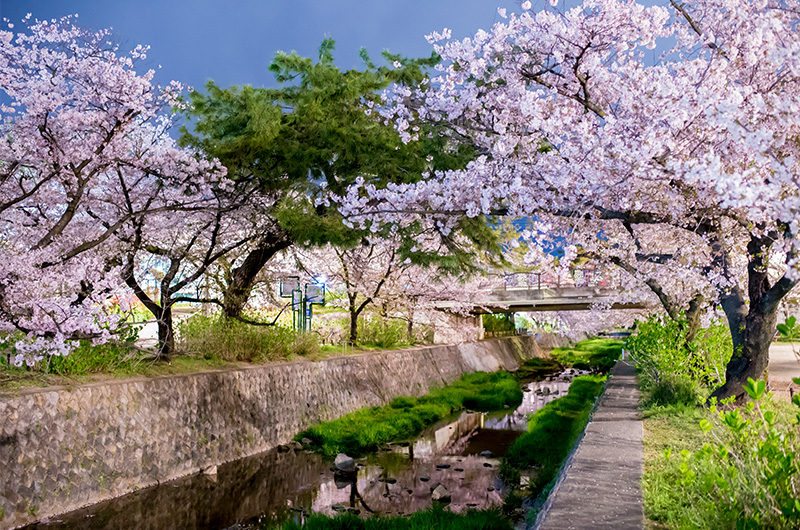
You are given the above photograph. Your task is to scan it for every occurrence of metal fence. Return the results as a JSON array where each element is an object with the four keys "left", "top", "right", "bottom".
[{"left": 481, "top": 267, "right": 615, "bottom": 291}]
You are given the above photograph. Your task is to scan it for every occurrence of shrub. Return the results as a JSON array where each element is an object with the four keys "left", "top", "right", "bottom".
[
  {"left": 357, "top": 316, "right": 410, "bottom": 349},
  {"left": 670, "top": 379, "right": 800, "bottom": 528},
  {"left": 0, "top": 326, "right": 140, "bottom": 376},
  {"left": 177, "top": 314, "right": 318, "bottom": 362},
  {"left": 642, "top": 373, "right": 701, "bottom": 408},
  {"left": 626, "top": 314, "right": 730, "bottom": 404},
  {"left": 483, "top": 314, "right": 516, "bottom": 333}
]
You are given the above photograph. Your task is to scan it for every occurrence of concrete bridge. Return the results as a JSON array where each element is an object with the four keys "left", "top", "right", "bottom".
[{"left": 437, "top": 285, "right": 650, "bottom": 314}]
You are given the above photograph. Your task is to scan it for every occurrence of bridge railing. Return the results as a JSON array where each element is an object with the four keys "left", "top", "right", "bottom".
[{"left": 479, "top": 268, "right": 616, "bottom": 292}]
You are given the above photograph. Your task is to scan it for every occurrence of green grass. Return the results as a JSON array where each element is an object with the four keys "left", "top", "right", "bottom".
[
  {"left": 502, "top": 374, "right": 607, "bottom": 498},
  {"left": 514, "top": 338, "right": 622, "bottom": 383},
  {"left": 515, "top": 357, "right": 562, "bottom": 380},
  {"left": 642, "top": 396, "right": 800, "bottom": 529},
  {"left": 0, "top": 352, "right": 238, "bottom": 392},
  {"left": 551, "top": 338, "right": 623, "bottom": 373},
  {"left": 297, "top": 371, "right": 523, "bottom": 457},
  {"left": 268, "top": 504, "right": 512, "bottom": 530},
  {"left": 641, "top": 408, "right": 708, "bottom": 529},
  {"left": 178, "top": 316, "right": 319, "bottom": 362}
]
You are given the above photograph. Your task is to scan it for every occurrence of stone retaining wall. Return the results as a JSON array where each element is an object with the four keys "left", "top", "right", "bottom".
[{"left": 0, "top": 336, "right": 550, "bottom": 528}]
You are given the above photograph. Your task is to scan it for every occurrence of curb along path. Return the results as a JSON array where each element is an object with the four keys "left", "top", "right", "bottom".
[{"left": 538, "top": 361, "right": 644, "bottom": 529}]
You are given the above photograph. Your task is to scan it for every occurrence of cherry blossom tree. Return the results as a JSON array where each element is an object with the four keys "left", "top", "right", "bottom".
[
  {"left": 0, "top": 15, "right": 224, "bottom": 364},
  {"left": 293, "top": 239, "right": 407, "bottom": 345},
  {"left": 118, "top": 183, "right": 271, "bottom": 357},
  {"left": 342, "top": 0, "right": 800, "bottom": 399}
]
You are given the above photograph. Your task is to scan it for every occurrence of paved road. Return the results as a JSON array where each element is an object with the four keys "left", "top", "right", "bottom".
[
  {"left": 538, "top": 361, "right": 644, "bottom": 529},
  {"left": 769, "top": 343, "right": 800, "bottom": 399}
]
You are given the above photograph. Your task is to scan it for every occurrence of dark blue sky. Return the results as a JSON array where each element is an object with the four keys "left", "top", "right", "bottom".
[{"left": 2, "top": 1, "right": 523, "bottom": 91}]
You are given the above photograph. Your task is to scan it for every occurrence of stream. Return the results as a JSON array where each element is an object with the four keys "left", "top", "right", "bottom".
[{"left": 24, "top": 369, "right": 586, "bottom": 529}]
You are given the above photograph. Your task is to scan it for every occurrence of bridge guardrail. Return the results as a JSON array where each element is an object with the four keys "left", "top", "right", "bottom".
[{"left": 479, "top": 267, "right": 617, "bottom": 292}]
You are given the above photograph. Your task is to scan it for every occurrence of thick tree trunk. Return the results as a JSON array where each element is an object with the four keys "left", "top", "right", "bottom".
[
  {"left": 223, "top": 230, "right": 291, "bottom": 319},
  {"left": 684, "top": 294, "right": 705, "bottom": 345},
  {"left": 710, "top": 234, "right": 796, "bottom": 401},
  {"left": 123, "top": 259, "right": 174, "bottom": 359},
  {"left": 349, "top": 313, "right": 359, "bottom": 345},
  {"left": 710, "top": 302, "right": 778, "bottom": 401}
]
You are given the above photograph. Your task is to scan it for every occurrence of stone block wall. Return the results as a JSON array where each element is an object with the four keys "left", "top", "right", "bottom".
[{"left": 0, "top": 336, "right": 544, "bottom": 528}]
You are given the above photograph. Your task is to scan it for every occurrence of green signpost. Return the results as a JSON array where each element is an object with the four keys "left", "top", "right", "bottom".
[{"left": 281, "top": 276, "right": 325, "bottom": 331}]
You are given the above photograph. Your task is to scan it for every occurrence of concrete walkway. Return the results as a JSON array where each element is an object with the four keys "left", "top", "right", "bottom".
[
  {"left": 769, "top": 343, "right": 800, "bottom": 399},
  {"left": 538, "top": 361, "right": 644, "bottom": 529}
]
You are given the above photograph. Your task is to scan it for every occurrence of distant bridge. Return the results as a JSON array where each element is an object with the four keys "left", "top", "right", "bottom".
[
  {"left": 437, "top": 269, "right": 652, "bottom": 314},
  {"left": 437, "top": 286, "right": 650, "bottom": 314}
]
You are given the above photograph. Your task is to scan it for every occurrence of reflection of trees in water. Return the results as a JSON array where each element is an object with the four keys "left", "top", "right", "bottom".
[
  {"left": 485, "top": 377, "right": 576, "bottom": 431},
  {"left": 27, "top": 370, "right": 579, "bottom": 529},
  {"left": 346, "top": 458, "right": 504, "bottom": 514},
  {"left": 25, "top": 448, "right": 332, "bottom": 530}
]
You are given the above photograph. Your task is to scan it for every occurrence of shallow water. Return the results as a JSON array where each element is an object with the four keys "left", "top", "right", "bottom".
[{"left": 24, "top": 370, "right": 585, "bottom": 529}]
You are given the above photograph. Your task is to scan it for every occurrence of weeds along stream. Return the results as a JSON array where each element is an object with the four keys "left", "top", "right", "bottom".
[
  {"left": 22, "top": 366, "right": 597, "bottom": 530},
  {"left": 20, "top": 338, "right": 626, "bottom": 529}
]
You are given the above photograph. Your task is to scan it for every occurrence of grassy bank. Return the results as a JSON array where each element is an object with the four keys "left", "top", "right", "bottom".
[
  {"left": 298, "top": 371, "right": 523, "bottom": 457},
  {"left": 502, "top": 374, "right": 607, "bottom": 500},
  {"left": 630, "top": 315, "right": 800, "bottom": 528},
  {"left": 266, "top": 505, "right": 512, "bottom": 530},
  {"left": 0, "top": 315, "right": 382, "bottom": 391},
  {"left": 641, "top": 407, "right": 707, "bottom": 528},
  {"left": 516, "top": 337, "right": 622, "bottom": 381},
  {"left": 642, "top": 395, "right": 800, "bottom": 529},
  {"left": 550, "top": 338, "right": 624, "bottom": 373}
]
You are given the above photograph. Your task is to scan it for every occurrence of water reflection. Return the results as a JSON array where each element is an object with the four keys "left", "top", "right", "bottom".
[{"left": 24, "top": 370, "right": 586, "bottom": 529}]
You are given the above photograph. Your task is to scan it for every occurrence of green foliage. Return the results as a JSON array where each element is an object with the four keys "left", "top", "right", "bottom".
[
  {"left": 297, "top": 371, "right": 523, "bottom": 457},
  {"left": 516, "top": 357, "right": 563, "bottom": 380},
  {"left": 626, "top": 314, "right": 730, "bottom": 408},
  {"left": 778, "top": 316, "right": 800, "bottom": 342},
  {"left": 655, "top": 380, "right": 800, "bottom": 529},
  {"left": 271, "top": 504, "right": 512, "bottom": 530},
  {"left": 357, "top": 316, "right": 411, "bottom": 349},
  {"left": 641, "top": 407, "right": 709, "bottom": 528},
  {"left": 180, "top": 39, "right": 499, "bottom": 273},
  {"left": 177, "top": 314, "right": 318, "bottom": 362},
  {"left": 502, "top": 375, "right": 606, "bottom": 498},
  {"left": 644, "top": 374, "right": 702, "bottom": 409},
  {"left": 550, "top": 338, "right": 623, "bottom": 373},
  {"left": 482, "top": 314, "right": 516, "bottom": 333}
]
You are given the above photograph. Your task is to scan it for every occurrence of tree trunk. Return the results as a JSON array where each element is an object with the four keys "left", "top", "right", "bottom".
[
  {"left": 683, "top": 294, "right": 705, "bottom": 345},
  {"left": 710, "top": 301, "right": 778, "bottom": 401},
  {"left": 156, "top": 305, "right": 175, "bottom": 358},
  {"left": 347, "top": 291, "right": 359, "bottom": 345},
  {"left": 223, "top": 230, "right": 291, "bottom": 319},
  {"left": 349, "top": 311, "right": 359, "bottom": 345},
  {"left": 710, "top": 234, "right": 796, "bottom": 401}
]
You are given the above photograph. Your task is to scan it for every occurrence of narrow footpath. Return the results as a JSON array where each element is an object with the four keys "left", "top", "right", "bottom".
[
  {"left": 538, "top": 361, "right": 644, "bottom": 529},
  {"left": 768, "top": 343, "right": 800, "bottom": 399}
]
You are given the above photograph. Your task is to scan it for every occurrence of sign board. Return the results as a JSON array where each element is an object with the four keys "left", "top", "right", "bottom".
[
  {"left": 292, "top": 289, "right": 302, "bottom": 311},
  {"left": 280, "top": 276, "right": 300, "bottom": 298},
  {"left": 305, "top": 283, "right": 325, "bottom": 305}
]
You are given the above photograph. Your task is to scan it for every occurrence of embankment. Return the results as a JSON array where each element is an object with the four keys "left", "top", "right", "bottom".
[{"left": 0, "top": 335, "right": 554, "bottom": 528}]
